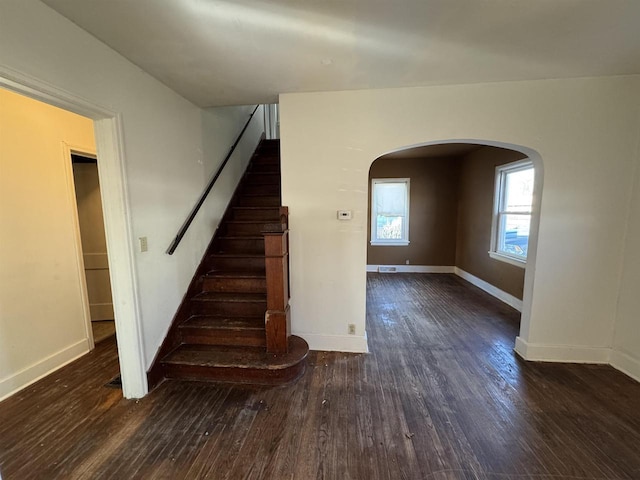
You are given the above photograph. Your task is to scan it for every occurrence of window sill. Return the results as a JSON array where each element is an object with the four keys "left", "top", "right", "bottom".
[
  {"left": 488, "top": 251, "right": 526, "bottom": 268},
  {"left": 371, "top": 241, "right": 410, "bottom": 247}
]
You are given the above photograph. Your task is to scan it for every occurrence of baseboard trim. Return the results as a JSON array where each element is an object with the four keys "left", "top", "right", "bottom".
[
  {"left": 365, "top": 265, "right": 523, "bottom": 311},
  {"left": 514, "top": 336, "right": 611, "bottom": 364},
  {"left": 295, "top": 332, "right": 369, "bottom": 353},
  {"left": 366, "top": 265, "right": 455, "bottom": 273},
  {"left": 0, "top": 338, "right": 90, "bottom": 402},
  {"left": 454, "top": 267, "right": 523, "bottom": 312},
  {"left": 610, "top": 349, "right": 640, "bottom": 382}
]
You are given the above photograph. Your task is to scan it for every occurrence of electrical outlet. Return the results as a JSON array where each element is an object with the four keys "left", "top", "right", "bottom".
[
  {"left": 348, "top": 324, "right": 356, "bottom": 335},
  {"left": 337, "top": 210, "right": 352, "bottom": 220},
  {"left": 139, "top": 236, "right": 148, "bottom": 252},
  {"left": 405, "top": 259, "right": 410, "bottom": 265}
]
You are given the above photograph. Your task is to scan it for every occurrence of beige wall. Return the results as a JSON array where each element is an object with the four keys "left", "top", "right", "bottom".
[
  {"left": 456, "top": 147, "right": 528, "bottom": 299},
  {"left": 0, "top": 88, "right": 96, "bottom": 399},
  {"left": 280, "top": 75, "right": 640, "bottom": 359},
  {"left": 367, "top": 157, "right": 461, "bottom": 266}
]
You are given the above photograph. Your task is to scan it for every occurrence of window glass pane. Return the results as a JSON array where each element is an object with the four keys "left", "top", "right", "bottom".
[
  {"left": 376, "top": 215, "right": 404, "bottom": 240},
  {"left": 499, "top": 214, "right": 531, "bottom": 257},
  {"left": 375, "top": 183, "right": 406, "bottom": 216},
  {"left": 504, "top": 168, "right": 534, "bottom": 212}
]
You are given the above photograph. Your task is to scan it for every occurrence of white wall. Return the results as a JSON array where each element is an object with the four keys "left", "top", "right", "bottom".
[
  {"left": 280, "top": 76, "right": 640, "bottom": 361},
  {"left": 0, "top": 0, "right": 264, "bottom": 397},
  {"left": 0, "top": 88, "right": 96, "bottom": 400},
  {"left": 612, "top": 141, "right": 640, "bottom": 381}
]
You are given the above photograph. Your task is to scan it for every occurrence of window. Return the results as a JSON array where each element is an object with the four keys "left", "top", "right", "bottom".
[
  {"left": 370, "top": 178, "right": 410, "bottom": 246},
  {"left": 490, "top": 160, "right": 534, "bottom": 266}
]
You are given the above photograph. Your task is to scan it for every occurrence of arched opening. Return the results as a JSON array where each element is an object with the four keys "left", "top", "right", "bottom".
[{"left": 366, "top": 140, "right": 544, "bottom": 349}]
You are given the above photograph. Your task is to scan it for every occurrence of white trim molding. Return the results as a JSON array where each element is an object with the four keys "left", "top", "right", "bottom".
[
  {"left": 515, "top": 339, "right": 640, "bottom": 382},
  {"left": 610, "top": 349, "right": 640, "bottom": 382},
  {"left": 0, "top": 339, "right": 90, "bottom": 402},
  {"left": 514, "top": 337, "right": 611, "bottom": 364},
  {"left": 366, "top": 265, "right": 455, "bottom": 273},
  {"left": 62, "top": 141, "right": 97, "bottom": 350},
  {"left": 488, "top": 251, "right": 526, "bottom": 269},
  {"left": 454, "top": 267, "right": 523, "bottom": 312},
  {"left": 295, "top": 333, "right": 369, "bottom": 353}
]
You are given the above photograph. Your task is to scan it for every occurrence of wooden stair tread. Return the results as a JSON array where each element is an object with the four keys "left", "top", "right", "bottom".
[
  {"left": 218, "top": 235, "right": 263, "bottom": 240},
  {"left": 180, "top": 315, "right": 265, "bottom": 330},
  {"left": 224, "top": 220, "right": 273, "bottom": 224},
  {"left": 208, "top": 253, "right": 266, "bottom": 258},
  {"left": 232, "top": 206, "right": 280, "bottom": 211},
  {"left": 162, "top": 336, "right": 308, "bottom": 370},
  {"left": 193, "top": 292, "right": 266, "bottom": 303},
  {"left": 204, "top": 271, "right": 266, "bottom": 279},
  {"left": 240, "top": 193, "right": 280, "bottom": 197}
]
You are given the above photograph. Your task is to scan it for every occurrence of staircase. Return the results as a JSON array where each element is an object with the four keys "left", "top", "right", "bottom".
[{"left": 147, "top": 139, "right": 308, "bottom": 388}]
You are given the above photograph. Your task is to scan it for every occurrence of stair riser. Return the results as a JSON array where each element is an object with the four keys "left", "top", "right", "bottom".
[
  {"left": 232, "top": 209, "right": 281, "bottom": 221},
  {"left": 250, "top": 164, "right": 280, "bottom": 174},
  {"left": 214, "top": 238, "right": 265, "bottom": 254},
  {"left": 254, "top": 151, "right": 279, "bottom": 160},
  {"left": 207, "top": 256, "right": 265, "bottom": 271},
  {"left": 242, "top": 184, "right": 280, "bottom": 196},
  {"left": 191, "top": 300, "right": 267, "bottom": 317},
  {"left": 202, "top": 277, "right": 266, "bottom": 293},
  {"left": 237, "top": 196, "right": 281, "bottom": 207},
  {"left": 180, "top": 328, "right": 266, "bottom": 347},
  {"left": 163, "top": 362, "right": 305, "bottom": 386},
  {"left": 224, "top": 223, "right": 269, "bottom": 236},
  {"left": 245, "top": 174, "right": 280, "bottom": 186}
]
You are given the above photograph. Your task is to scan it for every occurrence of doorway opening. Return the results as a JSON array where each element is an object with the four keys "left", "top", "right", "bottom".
[
  {"left": 366, "top": 141, "right": 543, "bottom": 346},
  {"left": 0, "top": 86, "right": 123, "bottom": 401},
  {"left": 71, "top": 153, "right": 116, "bottom": 344},
  {"left": 0, "top": 68, "right": 146, "bottom": 398}
]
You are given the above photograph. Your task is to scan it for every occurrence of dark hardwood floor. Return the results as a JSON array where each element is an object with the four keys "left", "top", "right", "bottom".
[{"left": 1, "top": 273, "right": 639, "bottom": 479}]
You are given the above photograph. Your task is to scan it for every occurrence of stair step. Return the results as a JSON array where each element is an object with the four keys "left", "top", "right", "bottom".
[
  {"left": 250, "top": 163, "right": 280, "bottom": 173},
  {"left": 245, "top": 172, "right": 281, "bottom": 185},
  {"left": 179, "top": 315, "right": 266, "bottom": 347},
  {"left": 255, "top": 146, "right": 280, "bottom": 154},
  {"left": 191, "top": 291, "right": 266, "bottom": 316},
  {"left": 232, "top": 207, "right": 281, "bottom": 221},
  {"left": 224, "top": 221, "right": 271, "bottom": 236},
  {"left": 251, "top": 159, "right": 280, "bottom": 167},
  {"left": 202, "top": 271, "right": 266, "bottom": 293},
  {"left": 214, "top": 236, "right": 264, "bottom": 254},
  {"left": 242, "top": 183, "right": 280, "bottom": 196},
  {"left": 237, "top": 195, "right": 281, "bottom": 207},
  {"left": 206, "top": 253, "right": 265, "bottom": 271},
  {"left": 161, "top": 335, "right": 308, "bottom": 385}
]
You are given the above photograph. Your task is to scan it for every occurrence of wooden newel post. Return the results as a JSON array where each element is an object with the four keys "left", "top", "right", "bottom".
[{"left": 263, "top": 207, "right": 290, "bottom": 354}]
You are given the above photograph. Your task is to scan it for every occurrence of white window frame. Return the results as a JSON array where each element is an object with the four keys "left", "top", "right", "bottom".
[
  {"left": 370, "top": 178, "right": 410, "bottom": 246},
  {"left": 489, "top": 159, "right": 534, "bottom": 268}
]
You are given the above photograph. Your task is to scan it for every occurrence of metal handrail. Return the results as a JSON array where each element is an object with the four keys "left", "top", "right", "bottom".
[{"left": 166, "top": 104, "right": 260, "bottom": 255}]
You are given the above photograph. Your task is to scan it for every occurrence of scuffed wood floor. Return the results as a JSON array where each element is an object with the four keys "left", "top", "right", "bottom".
[{"left": 1, "top": 273, "right": 639, "bottom": 479}]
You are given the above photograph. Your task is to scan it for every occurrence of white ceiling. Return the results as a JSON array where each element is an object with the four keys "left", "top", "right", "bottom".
[{"left": 41, "top": 0, "right": 640, "bottom": 107}]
